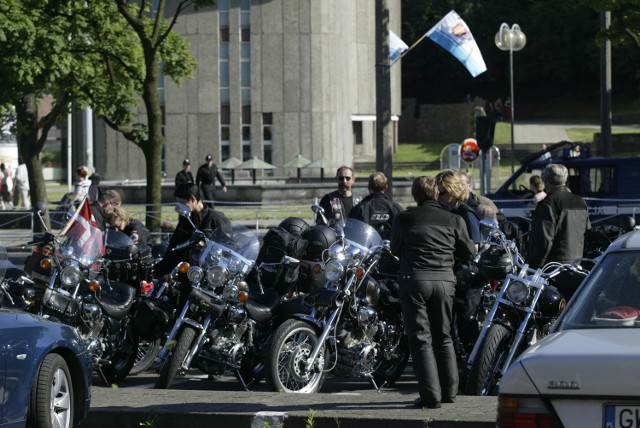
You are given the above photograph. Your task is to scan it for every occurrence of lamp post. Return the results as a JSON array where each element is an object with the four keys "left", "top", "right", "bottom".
[{"left": 495, "top": 23, "right": 526, "bottom": 175}]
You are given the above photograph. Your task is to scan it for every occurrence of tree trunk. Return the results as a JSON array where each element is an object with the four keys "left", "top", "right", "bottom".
[{"left": 15, "top": 93, "right": 50, "bottom": 233}]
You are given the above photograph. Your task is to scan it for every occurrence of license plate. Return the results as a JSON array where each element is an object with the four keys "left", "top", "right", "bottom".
[{"left": 604, "top": 404, "right": 640, "bottom": 428}]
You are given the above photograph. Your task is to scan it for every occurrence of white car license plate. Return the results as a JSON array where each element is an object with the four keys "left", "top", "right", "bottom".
[{"left": 604, "top": 404, "right": 640, "bottom": 428}]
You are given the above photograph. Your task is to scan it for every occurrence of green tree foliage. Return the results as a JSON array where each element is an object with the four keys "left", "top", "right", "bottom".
[{"left": 583, "top": 0, "right": 640, "bottom": 48}]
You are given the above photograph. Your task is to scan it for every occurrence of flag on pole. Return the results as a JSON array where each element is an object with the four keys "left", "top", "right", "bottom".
[
  {"left": 59, "top": 196, "right": 104, "bottom": 257},
  {"left": 389, "top": 30, "right": 409, "bottom": 62},
  {"left": 426, "top": 10, "right": 487, "bottom": 77}
]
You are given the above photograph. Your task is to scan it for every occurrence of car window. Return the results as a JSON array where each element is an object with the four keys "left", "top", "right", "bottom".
[{"left": 557, "top": 251, "right": 640, "bottom": 330}]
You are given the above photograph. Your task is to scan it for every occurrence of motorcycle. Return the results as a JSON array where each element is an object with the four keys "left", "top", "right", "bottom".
[
  {"left": 462, "top": 229, "right": 589, "bottom": 396},
  {"left": 155, "top": 204, "right": 284, "bottom": 389},
  {"left": 264, "top": 215, "right": 409, "bottom": 393},
  {"left": 22, "top": 215, "right": 141, "bottom": 384}
]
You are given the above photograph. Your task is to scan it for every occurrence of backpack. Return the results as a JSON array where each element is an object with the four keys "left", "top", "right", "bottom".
[{"left": 257, "top": 226, "right": 308, "bottom": 294}]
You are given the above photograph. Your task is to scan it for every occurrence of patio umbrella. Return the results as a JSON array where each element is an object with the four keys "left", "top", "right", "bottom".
[
  {"left": 282, "top": 154, "right": 311, "bottom": 183},
  {"left": 234, "top": 156, "right": 276, "bottom": 184},
  {"left": 303, "top": 157, "right": 338, "bottom": 182},
  {"left": 219, "top": 157, "right": 243, "bottom": 184}
]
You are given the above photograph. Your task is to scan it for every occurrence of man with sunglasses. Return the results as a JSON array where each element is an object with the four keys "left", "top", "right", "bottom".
[{"left": 317, "top": 166, "right": 361, "bottom": 226}]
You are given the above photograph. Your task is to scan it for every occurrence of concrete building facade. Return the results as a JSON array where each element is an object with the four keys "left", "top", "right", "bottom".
[{"left": 93, "top": 0, "right": 402, "bottom": 182}]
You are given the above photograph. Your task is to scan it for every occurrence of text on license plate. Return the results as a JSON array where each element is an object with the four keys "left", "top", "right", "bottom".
[{"left": 604, "top": 405, "right": 640, "bottom": 428}]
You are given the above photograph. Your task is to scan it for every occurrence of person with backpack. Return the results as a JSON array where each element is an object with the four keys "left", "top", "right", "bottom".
[{"left": 349, "top": 171, "right": 403, "bottom": 240}]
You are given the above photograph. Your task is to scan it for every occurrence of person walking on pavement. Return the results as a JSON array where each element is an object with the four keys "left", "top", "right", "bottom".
[
  {"left": 349, "top": 171, "right": 403, "bottom": 240},
  {"left": 175, "top": 159, "right": 194, "bottom": 187},
  {"left": 14, "top": 156, "right": 30, "bottom": 209},
  {"left": 390, "top": 176, "right": 476, "bottom": 409},
  {"left": 317, "top": 166, "right": 361, "bottom": 226},
  {"left": 527, "top": 163, "right": 590, "bottom": 268},
  {"left": 0, "top": 163, "right": 13, "bottom": 210},
  {"left": 196, "top": 154, "right": 227, "bottom": 208}
]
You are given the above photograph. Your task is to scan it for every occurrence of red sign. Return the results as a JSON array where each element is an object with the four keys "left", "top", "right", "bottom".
[{"left": 460, "top": 138, "right": 480, "bottom": 163}]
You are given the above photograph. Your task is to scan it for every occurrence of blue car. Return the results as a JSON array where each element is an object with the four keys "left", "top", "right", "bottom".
[{"left": 0, "top": 309, "right": 92, "bottom": 428}]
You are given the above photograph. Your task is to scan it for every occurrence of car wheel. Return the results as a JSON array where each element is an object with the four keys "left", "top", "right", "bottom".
[{"left": 29, "top": 353, "right": 74, "bottom": 428}]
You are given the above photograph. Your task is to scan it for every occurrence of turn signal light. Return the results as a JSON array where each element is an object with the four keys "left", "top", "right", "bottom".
[
  {"left": 312, "top": 263, "right": 322, "bottom": 274},
  {"left": 178, "top": 262, "right": 191, "bottom": 274},
  {"left": 355, "top": 267, "right": 365, "bottom": 278},
  {"left": 237, "top": 291, "right": 249, "bottom": 303},
  {"left": 39, "top": 258, "right": 52, "bottom": 270},
  {"left": 88, "top": 280, "right": 101, "bottom": 292}
]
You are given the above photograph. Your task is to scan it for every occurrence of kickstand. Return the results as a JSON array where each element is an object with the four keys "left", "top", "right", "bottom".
[
  {"left": 97, "top": 367, "right": 109, "bottom": 385},
  {"left": 235, "top": 369, "right": 249, "bottom": 391},
  {"left": 367, "top": 374, "right": 386, "bottom": 394}
]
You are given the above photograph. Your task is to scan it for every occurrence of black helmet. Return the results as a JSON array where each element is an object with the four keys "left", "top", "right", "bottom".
[
  {"left": 478, "top": 246, "right": 513, "bottom": 281},
  {"left": 302, "top": 225, "right": 337, "bottom": 261},
  {"left": 455, "top": 261, "right": 482, "bottom": 292},
  {"left": 278, "top": 217, "right": 310, "bottom": 237}
]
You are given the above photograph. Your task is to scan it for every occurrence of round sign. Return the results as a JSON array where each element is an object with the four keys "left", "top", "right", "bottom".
[{"left": 460, "top": 138, "right": 480, "bottom": 163}]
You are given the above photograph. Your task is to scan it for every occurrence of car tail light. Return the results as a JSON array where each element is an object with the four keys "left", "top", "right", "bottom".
[{"left": 497, "top": 395, "right": 563, "bottom": 428}]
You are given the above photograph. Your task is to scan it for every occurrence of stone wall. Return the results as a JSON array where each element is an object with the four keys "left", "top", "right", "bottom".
[{"left": 400, "top": 99, "right": 475, "bottom": 144}]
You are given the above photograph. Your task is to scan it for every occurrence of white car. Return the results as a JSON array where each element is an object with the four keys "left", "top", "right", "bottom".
[{"left": 497, "top": 230, "right": 640, "bottom": 428}]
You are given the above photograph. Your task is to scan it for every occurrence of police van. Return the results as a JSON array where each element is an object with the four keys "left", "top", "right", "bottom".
[{"left": 486, "top": 140, "right": 640, "bottom": 221}]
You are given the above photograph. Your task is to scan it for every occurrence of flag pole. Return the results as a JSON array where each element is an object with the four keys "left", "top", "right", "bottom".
[
  {"left": 59, "top": 195, "right": 88, "bottom": 236},
  {"left": 391, "top": 33, "right": 428, "bottom": 65}
]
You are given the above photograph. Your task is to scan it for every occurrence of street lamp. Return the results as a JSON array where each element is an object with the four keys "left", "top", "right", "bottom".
[{"left": 495, "top": 23, "right": 526, "bottom": 175}]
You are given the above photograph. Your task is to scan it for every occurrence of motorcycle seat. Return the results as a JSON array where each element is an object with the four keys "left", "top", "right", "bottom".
[
  {"left": 99, "top": 281, "right": 138, "bottom": 320},
  {"left": 246, "top": 287, "right": 280, "bottom": 323}
]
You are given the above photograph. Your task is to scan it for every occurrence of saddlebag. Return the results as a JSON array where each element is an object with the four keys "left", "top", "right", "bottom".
[{"left": 43, "top": 288, "right": 79, "bottom": 319}]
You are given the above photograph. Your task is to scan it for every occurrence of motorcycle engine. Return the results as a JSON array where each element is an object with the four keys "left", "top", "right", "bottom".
[
  {"left": 203, "top": 319, "right": 250, "bottom": 368},
  {"left": 81, "top": 303, "right": 104, "bottom": 336}
]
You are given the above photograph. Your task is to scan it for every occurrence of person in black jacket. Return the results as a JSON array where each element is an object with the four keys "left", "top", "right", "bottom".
[
  {"left": 90, "top": 189, "right": 122, "bottom": 232},
  {"left": 107, "top": 207, "right": 152, "bottom": 246},
  {"left": 317, "top": 166, "right": 361, "bottom": 226},
  {"left": 349, "top": 171, "right": 403, "bottom": 239},
  {"left": 196, "top": 154, "right": 227, "bottom": 208},
  {"left": 527, "top": 163, "right": 590, "bottom": 268},
  {"left": 175, "top": 159, "right": 194, "bottom": 187},
  {"left": 154, "top": 183, "right": 230, "bottom": 276},
  {"left": 390, "top": 176, "right": 476, "bottom": 409}
]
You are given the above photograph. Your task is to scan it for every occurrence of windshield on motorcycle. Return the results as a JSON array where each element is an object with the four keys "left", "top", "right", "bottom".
[
  {"left": 104, "top": 230, "right": 135, "bottom": 250},
  {"left": 197, "top": 223, "right": 260, "bottom": 280},
  {"left": 58, "top": 215, "right": 104, "bottom": 266},
  {"left": 343, "top": 218, "right": 383, "bottom": 254}
]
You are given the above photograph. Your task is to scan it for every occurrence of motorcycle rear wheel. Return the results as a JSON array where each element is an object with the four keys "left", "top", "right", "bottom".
[
  {"left": 373, "top": 334, "right": 409, "bottom": 387},
  {"left": 464, "top": 323, "right": 512, "bottom": 396},
  {"left": 129, "top": 339, "right": 162, "bottom": 376},
  {"left": 155, "top": 326, "right": 197, "bottom": 389},
  {"left": 266, "top": 319, "right": 327, "bottom": 393}
]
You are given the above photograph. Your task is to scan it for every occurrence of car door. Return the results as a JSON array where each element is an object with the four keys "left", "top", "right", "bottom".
[{"left": 0, "top": 330, "right": 4, "bottom": 424}]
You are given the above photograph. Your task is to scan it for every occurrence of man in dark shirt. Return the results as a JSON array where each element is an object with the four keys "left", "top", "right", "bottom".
[
  {"left": 317, "top": 166, "right": 361, "bottom": 226},
  {"left": 349, "top": 171, "right": 403, "bottom": 239},
  {"left": 90, "top": 189, "right": 122, "bottom": 232},
  {"left": 154, "top": 183, "right": 230, "bottom": 276},
  {"left": 527, "top": 163, "right": 590, "bottom": 268},
  {"left": 390, "top": 176, "right": 476, "bottom": 409},
  {"left": 195, "top": 154, "right": 227, "bottom": 208},
  {"left": 175, "top": 159, "right": 194, "bottom": 187}
]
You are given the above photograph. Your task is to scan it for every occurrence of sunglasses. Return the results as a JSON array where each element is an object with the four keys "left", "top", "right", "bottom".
[{"left": 338, "top": 176, "right": 352, "bottom": 182}]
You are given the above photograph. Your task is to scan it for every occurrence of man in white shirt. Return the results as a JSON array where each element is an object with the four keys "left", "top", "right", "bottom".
[{"left": 14, "top": 157, "right": 30, "bottom": 209}]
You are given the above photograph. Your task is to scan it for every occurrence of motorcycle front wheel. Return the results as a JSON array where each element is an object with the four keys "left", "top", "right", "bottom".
[
  {"left": 129, "top": 338, "right": 162, "bottom": 376},
  {"left": 155, "top": 326, "right": 197, "bottom": 389},
  {"left": 265, "top": 319, "right": 327, "bottom": 393},
  {"left": 464, "top": 323, "right": 512, "bottom": 396}
]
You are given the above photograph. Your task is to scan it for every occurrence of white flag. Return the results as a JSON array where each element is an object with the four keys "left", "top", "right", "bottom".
[
  {"left": 389, "top": 30, "right": 409, "bottom": 62},
  {"left": 426, "top": 10, "right": 487, "bottom": 77}
]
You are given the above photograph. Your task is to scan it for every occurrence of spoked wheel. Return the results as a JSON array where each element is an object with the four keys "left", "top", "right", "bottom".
[
  {"left": 464, "top": 323, "right": 512, "bottom": 396},
  {"left": 266, "top": 319, "right": 327, "bottom": 393},
  {"left": 29, "top": 353, "right": 74, "bottom": 428},
  {"left": 129, "top": 339, "right": 162, "bottom": 376}
]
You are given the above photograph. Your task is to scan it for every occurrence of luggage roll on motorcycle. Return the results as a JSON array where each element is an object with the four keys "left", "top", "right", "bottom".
[{"left": 265, "top": 218, "right": 409, "bottom": 394}]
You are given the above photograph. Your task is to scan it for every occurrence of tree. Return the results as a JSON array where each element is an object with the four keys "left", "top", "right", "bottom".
[
  {"left": 583, "top": 0, "right": 640, "bottom": 48},
  {"left": 71, "top": 0, "right": 214, "bottom": 231},
  {"left": 0, "top": 0, "right": 76, "bottom": 231}
]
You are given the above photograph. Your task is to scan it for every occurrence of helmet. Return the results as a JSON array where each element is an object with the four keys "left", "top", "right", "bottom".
[
  {"left": 302, "top": 225, "right": 337, "bottom": 261},
  {"left": 278, "top": 217, "right": 310, "bottom": 237},
  {"left": 455, "top": 261, "right": 483, "bottom": 292},
  {"left": 478, "top": 246, "right": 513, "bottom": 281}
]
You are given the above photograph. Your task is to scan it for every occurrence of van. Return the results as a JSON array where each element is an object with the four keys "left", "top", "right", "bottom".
[{"left": 486, "top": 141, "right": 640, "bottom": 220}]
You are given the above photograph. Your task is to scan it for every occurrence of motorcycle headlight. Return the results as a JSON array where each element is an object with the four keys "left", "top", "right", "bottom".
[
  {"left": 506, "top": 280, "right": 529, "bottom": 303},
  {"left": 223, "top": 284, "right": 239, "bottom": 301},
  {"left": 324, "top": 259, "right": 344, "bottom": 282},
  {"left": 206, "top": 266, "right": 228, "bottom": 287},
  {"left": 60, "top": 265, "right": 83, "bottom": 287},
  {"left": 187, "top": 266, "right": 204, "bottom": 284}
]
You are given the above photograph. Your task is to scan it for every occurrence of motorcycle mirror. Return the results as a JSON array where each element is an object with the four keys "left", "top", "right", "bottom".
[{"left": 174, "top": 203, "right": 191, "bottom": 217}]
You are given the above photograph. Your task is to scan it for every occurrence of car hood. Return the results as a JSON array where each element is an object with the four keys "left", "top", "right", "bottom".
[{"left": 501, "top": 329, "right": 640, "bottom": 397}]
